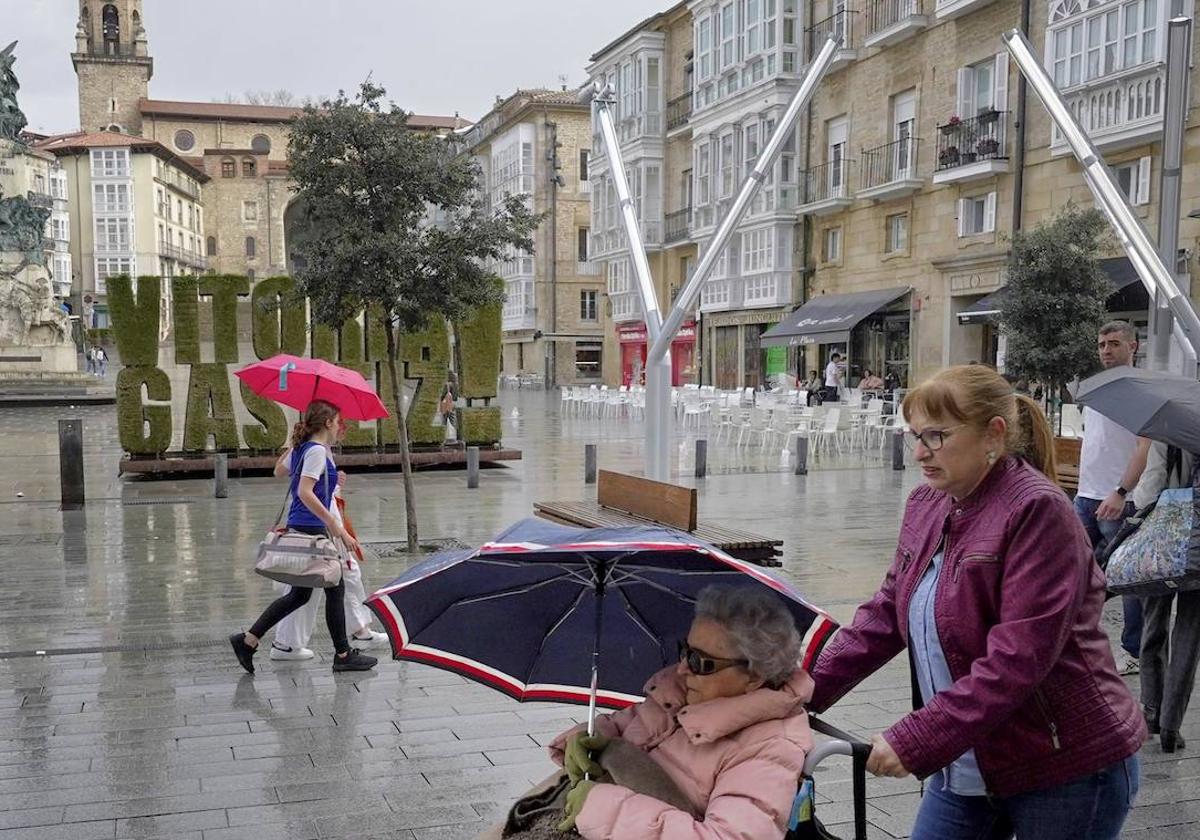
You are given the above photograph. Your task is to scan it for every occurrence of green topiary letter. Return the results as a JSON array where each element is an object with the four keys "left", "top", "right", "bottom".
[
  {"left": 252, "top": 276, "right": 307, "bottom": 359},
  {"left": 107, "top": 276, "right": 161, "bottom": 366},
  {"left": 401, "top": 320, "right": 450, "bottom": 446},
  {"left": 116, "top": 366, "right": 173, "bottom": 454},
  {"left": 456, "top": 303, "right": 502, "bottom": 401},
  {"left": 199, "top": 276, "right": 250, "bottom": 364},
  {"left": 240, "top": 380, "right": 288, "bottom": 451},
  {"left": 183, "top": 364, "right": 240, "bottom": 451},
  {"left": 172, "top": 276, "right": 201, "bottom": 364}
]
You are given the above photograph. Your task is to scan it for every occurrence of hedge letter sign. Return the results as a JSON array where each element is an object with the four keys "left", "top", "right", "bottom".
[{"left": 108, "top": 275, "right": 502, "bottom": 457}]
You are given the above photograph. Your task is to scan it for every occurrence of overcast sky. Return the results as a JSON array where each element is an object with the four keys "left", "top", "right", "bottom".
[{"left": 11, "top": 0, "right": 667, "bottom": 134}]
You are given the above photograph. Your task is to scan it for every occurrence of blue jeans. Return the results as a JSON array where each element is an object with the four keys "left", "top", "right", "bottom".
[
  {"left": 911, "top": 755, "right": 1140, "bottom": 840},
  {"left": 1074, "top": 495, "right": 1143, "bottom": 657}
]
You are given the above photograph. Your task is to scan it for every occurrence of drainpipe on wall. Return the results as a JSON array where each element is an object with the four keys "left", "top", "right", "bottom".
[
  {"left": 1011, "top": 0, "right": 1031, "bottom": 235},
  {"left": 544, "top": 114, "right": 560, "bottom": 387}
]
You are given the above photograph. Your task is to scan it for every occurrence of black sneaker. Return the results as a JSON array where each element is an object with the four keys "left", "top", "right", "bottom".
[
  {"left": 229, "top": 632, "right": 256, "bottom": 674},
  {"left": 332, "top": 649, "right": 377, "bottom": 672}
]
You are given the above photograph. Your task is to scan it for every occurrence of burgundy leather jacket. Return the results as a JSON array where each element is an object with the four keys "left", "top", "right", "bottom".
[{"left": 809, "top": 456, "right": 1146, "bottom": 797}]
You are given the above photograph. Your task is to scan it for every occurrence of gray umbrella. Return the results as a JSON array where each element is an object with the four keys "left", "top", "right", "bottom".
[{"left": 1075, "top": 365, "right": 1200, "bottom": 453}]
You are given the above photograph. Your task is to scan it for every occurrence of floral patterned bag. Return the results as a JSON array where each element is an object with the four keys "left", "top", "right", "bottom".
[{"left": 1103, "top": 464, "right": 1200, "bottom": 597}]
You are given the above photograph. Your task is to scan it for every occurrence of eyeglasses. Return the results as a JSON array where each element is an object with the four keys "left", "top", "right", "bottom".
[
  {"left": 904, "top": 424, "right": 965, "bottom": 452},
  {"left": 678, "top": 640, "right": 748, "bottom": 676}
]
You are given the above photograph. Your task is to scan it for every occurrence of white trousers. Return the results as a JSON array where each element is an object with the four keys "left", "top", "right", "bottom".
[{"left": 273, "top": 558, "right": 376, "bottom": 649}]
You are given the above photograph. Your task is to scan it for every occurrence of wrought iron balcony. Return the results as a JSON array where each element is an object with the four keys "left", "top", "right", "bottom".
[
  {"left": 665, "top": 207, "right": 691, "bottom": 244},
  {"left": 864, "top": 0, "right": 928, "bottom": 48},
  {"left": 933, "top": 110, "right": 1011, "bottom": 184},
  {"left": 806, "top": 11, "right": 859, "bottom": 71},
  {"left": 798, "top": 160, "right": 855, "bottom": 215},
  {"left": 666, "top": 92, "right": 693, "bottom": 131},
  {"left": 859, "top": 138, "right": 923, "bottom": 200}
]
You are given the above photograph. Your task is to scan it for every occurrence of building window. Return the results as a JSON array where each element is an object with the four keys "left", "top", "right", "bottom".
[
  {"left": 1113, "top": 156, "right": 1151, "bottom": 205},
  {"left": 577, "top": 228, "right": 589, "bottom": 262},
  {"left": 1049, "top": 0, "right": 1159, "bottom": 88},
  {"left": 221, "top": 158, "right": 236, "bottom": 178},
  {"left": 242, "top": 158, "right": 256, "bottom": 177},
  {"left": 206, "top": 235, "right": 217, "bottom": 256},
  {"left": 243, "top": 200, "right": 258, "bottom": 222},
  {"left": 245, "top": 236, "right": 257, "bottom": 258},
  {"left": 718, "top": 133, "right": 735, "bottom": 198},
  {"left": 575, "top": 341, "right": 602, "bottom": 380},
  {"left": 95, "top": 216, "right": 130, "bottom": 252},
  {"left": 823, "top": 227, "right": 842, "bottom": 262},
  {"left": 741, "top": 228, "right": 774, "bottom": 274},
  {"left": 93, "top": 182, "right": 129, "bottom": 213},
  {"left": 94, "top": 256, "right": 133, "bottom": 293},
  {"left": 579, "top": 150, "right": 589, "bottom": 182},
  {"left": 251, "top": 134, "right": 271, "bottom": 154},
  {"left": 958, "top": 55, "right": 1009, "bottom": 118},
  {"left": 90, "top": 148, "right": 129, "bottom": 178},
  {"left": 174, "top": 129, "right": 195, "bottom": 151},
  {"left": 885, "top": 213, "right": 909, "bottom": 253},
  {"left": 247, "top": 269, "right": 256, "bottom": 282},
  {"left": 580, "top": 290, "right": 598, "bottom": 321},
  {"left": 958, "top": 192, "right": 997, "bottom": 236}
]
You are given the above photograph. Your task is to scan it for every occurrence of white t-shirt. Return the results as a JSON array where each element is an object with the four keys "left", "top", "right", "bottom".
[
  {"left": 824, "top": 361, "right": 841, "bottom": 388},
  {"left": 297, "top": 444, "right": 342, "bottom": 524},
  {"left": 1078, "top": 406, "right": 1138, "bottom": 501}
]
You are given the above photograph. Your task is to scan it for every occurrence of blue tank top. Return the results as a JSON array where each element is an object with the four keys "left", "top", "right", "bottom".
[{"left": 286, "top": 441, "right": 338, "bottom": 530}]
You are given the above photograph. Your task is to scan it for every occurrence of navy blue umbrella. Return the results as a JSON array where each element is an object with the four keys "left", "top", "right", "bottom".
[{"left": 366, "top": 518, "right": 836, "bottom": 731}]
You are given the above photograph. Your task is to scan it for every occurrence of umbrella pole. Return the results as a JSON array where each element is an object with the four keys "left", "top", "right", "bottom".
[{"left": 586, "top": 558, "right": 609, "bottom": 737}]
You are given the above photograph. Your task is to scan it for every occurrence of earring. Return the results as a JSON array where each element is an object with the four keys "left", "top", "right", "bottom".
[{"left": 986, "top": 450, "right": 997, "bottom": 465}]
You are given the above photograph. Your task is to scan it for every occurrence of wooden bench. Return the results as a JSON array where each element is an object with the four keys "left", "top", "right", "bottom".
[
  {"left": 534, "top": 470, "right": 784, "bottom": 567},
  {"left": 1055, "top": 436, "right": 1081, "bottom": 496}
]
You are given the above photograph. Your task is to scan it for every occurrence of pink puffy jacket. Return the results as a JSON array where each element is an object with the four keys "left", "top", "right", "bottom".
[{"left": 548, "top": 665, "right": 814, "bottom": 839}]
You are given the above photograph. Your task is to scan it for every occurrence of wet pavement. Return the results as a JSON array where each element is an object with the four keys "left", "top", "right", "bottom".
[{"left": 0, "top": 388, "right": 1196, "bottom": 838}]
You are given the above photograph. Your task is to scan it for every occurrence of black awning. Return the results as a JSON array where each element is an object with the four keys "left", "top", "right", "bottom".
[
  {"left": 957, "top": 289, "right": 1006, "bottom": 325},
  {"left": 761, "top": 287, "right": 911, "bottom": 348}
]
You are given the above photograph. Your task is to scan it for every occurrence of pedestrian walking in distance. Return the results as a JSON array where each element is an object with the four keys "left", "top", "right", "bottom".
[{"left": 230, "top": 400, "right": 377, "bottom": 673}]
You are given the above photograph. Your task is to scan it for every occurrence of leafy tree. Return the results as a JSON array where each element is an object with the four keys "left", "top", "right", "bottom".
[
  {"left": 287, "top": 81, "right": 539, "bottom": 552},
  {"left": 1001, "top": 203, "right": 1112, "bottom": 430}
]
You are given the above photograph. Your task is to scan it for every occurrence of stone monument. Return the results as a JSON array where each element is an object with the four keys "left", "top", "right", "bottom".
[{"left": 0, "top": 41, "right": 78, "bottom": 379}]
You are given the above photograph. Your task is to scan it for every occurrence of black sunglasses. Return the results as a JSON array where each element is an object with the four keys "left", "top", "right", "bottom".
[{"left": 678, "top": 640, "right": 748, "bottom": 676}]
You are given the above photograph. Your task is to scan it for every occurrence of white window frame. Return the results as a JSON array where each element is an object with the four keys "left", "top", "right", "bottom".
[
  {"left": 697, "top": 141, "right": 712, "bottom": 206},
  {"left": 1049, "top": 0, "right": 1160, "bottom": 89},
  {"left": 1113, "top": 155, "right": 1151, "bottom": 205},
  {"left": 885, "top": 213, "right": 909, "bottom": 253},
  {"left": 892, "top": 90, "right": 917, "bottom": 179},
  {"left": 719, "top": 132, "right": 736, "bottom": 198},
  {"left": 958, "top": 192, "right": 997, "bottom": 236},
  {"left": 94, "top": 256, "right": 134, "bottom": 294},
  {"left": 741, "top": 228, "right": 774, "bottom": 274},
  {"left": 95, "top": 216, "right": 131, "bottom": 253},
  {"left": 580, "top": 289, "right": 598, "bottom": 321},
  {"left": 720, "top": 3, "right": 737, "bottom": 70},
  {"left": 823, "top": 226, "right": 842, "bottom": 262},
  {"left": 957, "top": 54, "right": 1010, "bottom": 117},
  {"left": 90, "top": 148, "right": 129, "bottom": 178},
  {"left": 827, "top": 115, "right": 849, "bottom": 194},
  {"left": 697, "top": 16, "right": 715, "bottom": 82}
]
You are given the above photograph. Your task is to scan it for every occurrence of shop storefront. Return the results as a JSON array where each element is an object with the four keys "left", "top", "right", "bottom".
[
  {"left": 760, "top": 287, "right": 912, "bottom": 389},
  {"left": 702, "top": 308, "right": 791, "bottom": 389},
  {"left": 617, "top": 320, "right": 697, "bottom": 387}
]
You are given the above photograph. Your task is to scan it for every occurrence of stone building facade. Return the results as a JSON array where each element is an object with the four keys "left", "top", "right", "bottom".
[
  {"left": 587, "top": 2, "right": 701, "bottom": 388},
  {"left": 465, "top": 90, "right": 602, "bottom": 386},
  {"left": 63, "top": 0, "right": 469, "bottom": 334}
]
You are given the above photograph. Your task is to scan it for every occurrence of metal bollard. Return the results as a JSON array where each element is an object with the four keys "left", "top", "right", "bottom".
[
  {"left": 58, "top": 418, "right": 85, "bottom": 510},
  {"left": 892, "top": 428, "right": 906, "bottom": 471},
  {"left": 695, "top": 439, "right": 708, "bottom": 478},
  {"left": 584, "top": 444, "right": 597, "bottom": 484},
  {"left": 467, "top": 446, "right": 480, "bottom": 489},
  {"left": 214, "top": 453, "right": 229, "bottom": 499},
  {"left": 793, "top": 435, "right": 808, "bottom": 476}
]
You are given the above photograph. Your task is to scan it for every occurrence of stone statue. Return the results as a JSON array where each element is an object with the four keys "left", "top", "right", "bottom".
[
  {"left": 0, "top": 42, "right": 72, "bottom": 369},
  {"left": 0, "top": 41, "right": 27, "bottom": 141}
]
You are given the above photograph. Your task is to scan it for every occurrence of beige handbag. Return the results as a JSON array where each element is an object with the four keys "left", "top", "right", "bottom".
[{"left": 254, "top": 451, "right": 343, "bottom": 588}]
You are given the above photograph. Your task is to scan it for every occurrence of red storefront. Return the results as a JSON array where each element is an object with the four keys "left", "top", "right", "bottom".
[{"left": 618, "top": 320, "right": 697, "bottom": 387}]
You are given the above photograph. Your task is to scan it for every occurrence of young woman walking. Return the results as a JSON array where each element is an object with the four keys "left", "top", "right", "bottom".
[{"left": 230, "top": 400, "right": 377, "bottom": 673}]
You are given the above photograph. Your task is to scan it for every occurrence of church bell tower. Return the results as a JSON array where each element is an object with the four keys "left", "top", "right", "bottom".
[{"left": 72, "top": 1, "right": 153, "bottom": 135}]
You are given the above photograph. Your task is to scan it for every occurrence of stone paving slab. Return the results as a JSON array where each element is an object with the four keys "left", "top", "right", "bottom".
[{"left": 1, "top": 391, "right": 1199, "bottom": 837}]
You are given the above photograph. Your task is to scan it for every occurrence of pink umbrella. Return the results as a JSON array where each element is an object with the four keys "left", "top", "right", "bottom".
[{"left": 235, "top": 354, "right": 389, "bottom": 421}]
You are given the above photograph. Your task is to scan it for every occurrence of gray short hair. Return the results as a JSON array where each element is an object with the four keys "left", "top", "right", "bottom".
[
  {"left": 694, "top": 586, "right": 802, "bottom": 688},
  {"left": 1099, "top": 320, "right": 1137, "bottom": 342}
]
